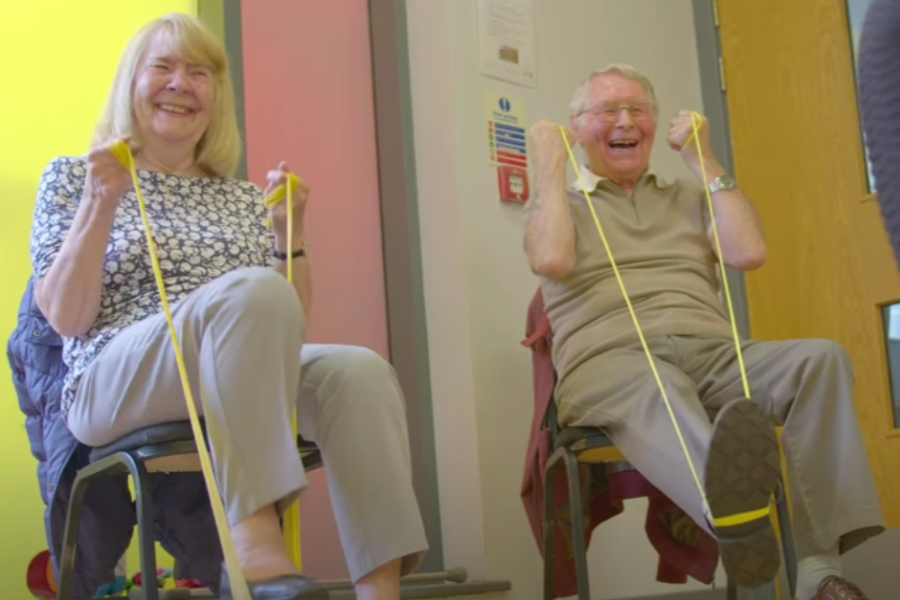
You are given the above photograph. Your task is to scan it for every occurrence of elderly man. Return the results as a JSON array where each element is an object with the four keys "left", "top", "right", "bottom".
[{"left": 525, "top": 64, "right": 885, "bottom": 600}]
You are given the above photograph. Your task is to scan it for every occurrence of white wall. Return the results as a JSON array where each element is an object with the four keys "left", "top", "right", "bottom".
[{"left": 407, "top": 1, "right": 725, "bottom": 598}]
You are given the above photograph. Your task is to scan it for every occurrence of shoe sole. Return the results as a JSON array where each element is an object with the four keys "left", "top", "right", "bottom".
[{"left": 705, "top": 397, "right": 782, "bottom": 589}]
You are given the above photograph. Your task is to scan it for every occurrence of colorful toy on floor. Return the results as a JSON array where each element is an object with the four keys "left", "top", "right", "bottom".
[
  {"left": 132, "top": 567, "right": 173, "bottom": 588},
  {"left": 28, "top": 547, "right": 206, "bottom": 599},
  {"left": 94, "top": 567, "right": 174, "bottom": 597},
  {"left": 26, "top": 550, "right": 56, "bottom": 599},
  {"left": 95, "top": 575, "right": 128, "bottom": 597},
  {"left": 175, "top": 577, "right": 206, "bottom": 588}
]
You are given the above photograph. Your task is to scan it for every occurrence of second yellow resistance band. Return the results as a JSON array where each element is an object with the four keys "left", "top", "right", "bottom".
[
  {"left": 558, "top": 112, "right": 758, "bottom": 530},
  {"left": 262, "top": 172, "right": 304, "bottom": 568},
  {"left": 686, "top": 113, "right": 751, "bottom": 401}
]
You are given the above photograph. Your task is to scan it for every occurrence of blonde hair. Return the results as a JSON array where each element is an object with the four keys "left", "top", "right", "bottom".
[
  {"left": 92, "top": 13, "right": 241, "bottom": 177},
  {"left": 569, "top": 64, "right": 659, "bottom": 120}
]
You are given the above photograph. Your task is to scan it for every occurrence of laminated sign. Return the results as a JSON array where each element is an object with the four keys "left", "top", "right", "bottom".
[{"left": 485, "top": 91, "right": 527, "bottom": 169}]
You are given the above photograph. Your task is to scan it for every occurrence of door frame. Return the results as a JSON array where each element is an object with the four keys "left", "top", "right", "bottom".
[
  {"left": 692, "top": 0, "right": 751, "bottom": 339},
  {"left": 200, "top": 0, "right": 446, "bottom": 574}
]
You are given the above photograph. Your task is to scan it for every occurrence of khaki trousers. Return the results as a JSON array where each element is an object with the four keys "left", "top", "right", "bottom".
[
  {"left": 67, "top": 267, "right": 429, "bottom": 582},
  {"left": 556, "top": 335, "right": 886, "bottom": 557}
]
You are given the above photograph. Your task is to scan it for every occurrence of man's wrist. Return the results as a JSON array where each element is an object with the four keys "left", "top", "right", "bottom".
[
  {"left": 533, "top": 151, "right": 567, "bottom": 177},
  {"left": 688, "top": 157, "right": 726, "bottom": 186}
]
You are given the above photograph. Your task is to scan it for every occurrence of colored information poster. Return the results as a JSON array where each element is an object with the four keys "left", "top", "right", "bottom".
[
  {"left": 477, "top": 0, "right": 537, "bottom": 88},
  {"left": 484, "top": 91, "right": 528, "bottom": 169}
]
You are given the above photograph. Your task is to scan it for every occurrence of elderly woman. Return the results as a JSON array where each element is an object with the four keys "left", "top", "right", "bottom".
[{"left": 29, "top": 13, "right": 427, "bottom": 600}]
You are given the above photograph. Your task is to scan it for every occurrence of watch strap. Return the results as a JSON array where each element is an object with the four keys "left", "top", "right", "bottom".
[
  {"left": 708, "top": 174, "right": 736, "bottom": 194},
  {"left": 273, "top": 243, "right": 308, "bottom": 261}
]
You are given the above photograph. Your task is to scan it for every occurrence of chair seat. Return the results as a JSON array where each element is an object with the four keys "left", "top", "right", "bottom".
[
  {"left": 297, "top": 437, "right": 318, "bottom": 452},
  {"left": 90, "top": 421, "right": 197, "bottom": 464},
  {"left": 555, "top": 427, "right": 613, "bottom": 450},
  {"left": 556, "top": 427, "right": 628, "bottom": 465},
  {"left": 89, "top": 419, "right": 324, "bottom": 467}
]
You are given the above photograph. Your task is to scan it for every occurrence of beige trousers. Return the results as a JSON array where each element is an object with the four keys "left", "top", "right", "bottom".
[
  {"left": 556, "top": 335, "right": 886, "bottom": 557},
  {"left": 66, "top": 267, "right": 429, "bottom": 582}
]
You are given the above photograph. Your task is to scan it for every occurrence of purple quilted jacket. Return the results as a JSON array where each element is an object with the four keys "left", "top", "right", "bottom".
[{"left": 7, "top": 277, "right": 223, "bottom": 599}]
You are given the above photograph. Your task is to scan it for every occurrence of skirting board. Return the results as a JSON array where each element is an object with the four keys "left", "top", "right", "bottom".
[
  {"left": 613, "top": 591, "right": 726, "bottom": 600},
  {"left": 328, "top": 580, "right": 513, "bottom": 599},
  {"left": 610, "top": 584, "right": 777, "bottom": 600}
]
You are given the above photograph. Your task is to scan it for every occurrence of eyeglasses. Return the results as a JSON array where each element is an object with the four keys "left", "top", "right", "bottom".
[{"left": 578, "top": 101, "right": 656, "bottom": 122}]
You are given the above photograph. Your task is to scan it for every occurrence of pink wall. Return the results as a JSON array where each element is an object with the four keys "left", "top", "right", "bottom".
[{"left": 240, "top": 0, "right": 387, "bottom": 580}]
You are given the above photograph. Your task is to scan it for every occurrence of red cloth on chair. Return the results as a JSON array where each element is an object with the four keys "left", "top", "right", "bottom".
[{"left": 520, "top": 288, "right": 719, "bottom": 598}]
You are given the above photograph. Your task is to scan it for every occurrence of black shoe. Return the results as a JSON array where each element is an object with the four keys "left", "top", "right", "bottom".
[
  {"left": 219, "top": 571, "right": 329, "bottom": 600},
  {"left": 705, "top": 397, "right": 782, "bottom": 589}
]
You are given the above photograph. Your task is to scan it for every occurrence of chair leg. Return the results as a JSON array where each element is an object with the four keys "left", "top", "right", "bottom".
[
  {"left": 55, "top": 457, "right": 133, "bottom": 600},
  {"left": 55, "top": 468, "right": 94, "bottom": 600},
  {"left": 775, "top": 479, "right": 797, "bottom": 598},
  {"left": 543, "top": 456, "right": 560, "bottom": 600},
  {"left": 123, "top": 454, "right": 160, "bottom": 600},
  {"left": 564, "top": 449, "right": 590, "bottom": 600},
  {"left": 726, "top": 577, "right": 738, "bottom": 600}
]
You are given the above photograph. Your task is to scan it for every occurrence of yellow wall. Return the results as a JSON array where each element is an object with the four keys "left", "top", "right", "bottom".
[{"left": 0, "top": 2, "right": 195, "bottom": 597}]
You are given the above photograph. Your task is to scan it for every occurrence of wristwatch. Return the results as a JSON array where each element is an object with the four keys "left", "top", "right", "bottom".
[
  {"left": 273, "top": 241, "right": 309, "bottom": 261},
  {"left": 708, "top": 174, "right": 736, "bottom": 194}
]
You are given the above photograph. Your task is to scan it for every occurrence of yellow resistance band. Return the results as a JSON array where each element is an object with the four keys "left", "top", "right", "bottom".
[
  {"left": 110, "top": 142, "right": 305, "bottom": 600},
  {"left": 262, "top": 172, "right": 302, "bottom": 287},
  {"left": 262, "top": 173, "right": 304, "bottom": 568},
  {"left": 110, "top": 141, "right": 252, "bottom": 600},
  {"left": 685, "top": 113, "right": 751, "bottom": 401},
  {"left": 559, "top": 112, "right": 759, "bottom": 530}
]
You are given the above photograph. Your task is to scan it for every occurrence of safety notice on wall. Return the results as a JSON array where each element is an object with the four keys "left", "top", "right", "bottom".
[
  {"left": 484, "top": 91, "right": 527, "bottom": 169},
  {"left": 477, "top": 0, "right": 537, "bottom": 88}
]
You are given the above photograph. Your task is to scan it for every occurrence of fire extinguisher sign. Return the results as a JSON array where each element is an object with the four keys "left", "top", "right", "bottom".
[{"left": 484, "top": 91, "right": 528, "bottom": 169}]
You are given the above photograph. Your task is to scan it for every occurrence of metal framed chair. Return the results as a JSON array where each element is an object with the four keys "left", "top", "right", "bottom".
[
  {"left": 541, "top": 401, "right": 798, "bottom": 600},
  {"left": 54, "top": 420, "right": 323, "bottom": 600}
]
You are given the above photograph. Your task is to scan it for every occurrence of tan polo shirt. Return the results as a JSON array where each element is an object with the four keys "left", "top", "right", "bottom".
[{"left": 540, "top": 165, "right": 735, "bottom": 385}]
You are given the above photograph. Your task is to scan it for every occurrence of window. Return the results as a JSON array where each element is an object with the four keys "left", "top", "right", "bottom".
[
  {"left": 881, "top": 304, "right": 900, "bottom": 427},
  {"left": 846, "top": 0, "right": 877, "bottom": 192}
]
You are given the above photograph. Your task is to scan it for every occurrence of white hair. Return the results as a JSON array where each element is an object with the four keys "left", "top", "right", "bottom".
[{"left": 569, "top": 64, "right": 659, "bottom": 118}]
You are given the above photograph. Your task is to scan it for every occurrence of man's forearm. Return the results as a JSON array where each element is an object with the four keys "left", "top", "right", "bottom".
[
  {"left": 525, "top": 157, "right": 576, "bottom": 280},
  {"left": 689, "top": 159, "right": 766, "bottom": 270}
]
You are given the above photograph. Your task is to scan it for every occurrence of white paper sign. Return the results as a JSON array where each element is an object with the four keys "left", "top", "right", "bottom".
[{"left": 477, "top": 0, "right": 538, "bottom": 88}]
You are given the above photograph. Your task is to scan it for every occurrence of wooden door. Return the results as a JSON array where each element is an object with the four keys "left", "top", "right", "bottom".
[{"left": 717, "top": 0, "right": 900, "bottom": 526}]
